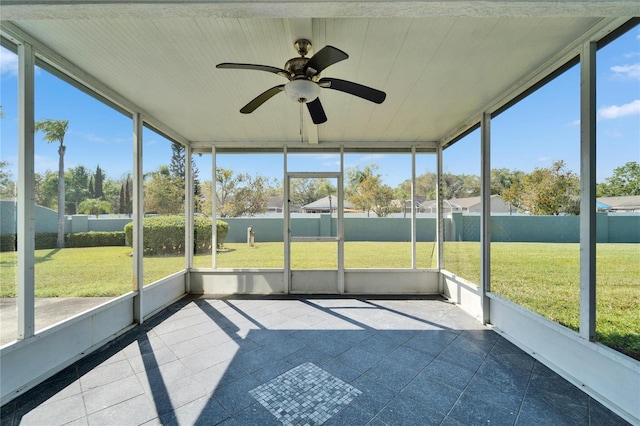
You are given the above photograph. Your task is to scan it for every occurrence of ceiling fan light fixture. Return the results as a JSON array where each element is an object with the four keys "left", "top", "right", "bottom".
[{"left": 284, "top": 79, "right": 320, "bottom": 103}]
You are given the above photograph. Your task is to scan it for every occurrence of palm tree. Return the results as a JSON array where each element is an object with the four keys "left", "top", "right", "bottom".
[
  {"left": 78, "top": 198, "right": 111, "bottom": 218},
  {"left": 35, "top": 119, "right": 69, "bottom": 248}
]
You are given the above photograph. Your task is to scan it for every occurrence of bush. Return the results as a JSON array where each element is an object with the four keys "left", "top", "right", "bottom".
[
  {"left": 36, "top": 233, "right": 58, "bottom": 249},
  {"left": 0, "top": 234, "right": 16, "bottom": 252},
  {"left": 1, "top": 232, "right": 126, "bottom": 251},
  {"left": 124, "top": 216, "right": 229, "bottom": 255},
  {"left": 66, "top": 232, "right": 125, "bottom": 248}
]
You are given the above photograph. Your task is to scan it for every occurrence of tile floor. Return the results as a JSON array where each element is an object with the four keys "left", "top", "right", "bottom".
[{"left": 0, "top": 295, "right": 630, "bottom": 425}]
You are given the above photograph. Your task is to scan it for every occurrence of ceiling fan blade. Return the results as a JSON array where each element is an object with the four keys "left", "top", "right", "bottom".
[
  {"left": 319, "top": 78, "right": 386, "bottom": 104},
  {"left": 305, "top": 46, "right": 348, "bottom": 76},
  {"left": 240, "top": 85, "right": 285, "bottom": 114},
  {"left": 217, "top": 63, "right": 291, "bottom": 80},
  {"left": 306, "top": 98, "right": 327, "bottom": 124}
]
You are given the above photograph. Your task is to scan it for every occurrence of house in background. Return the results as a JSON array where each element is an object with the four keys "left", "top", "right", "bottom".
[
  {"left": 597, "top": 196, "right": 640, "bottom": 212},
  {"left": 301, "top": 195, "right": 354, "bottom": 213},
  {"left": 420, "top": 194, "right": 512, "bottom": 214}
]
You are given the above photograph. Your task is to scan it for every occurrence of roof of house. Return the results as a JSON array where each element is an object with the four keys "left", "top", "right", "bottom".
[
  {"left": 302, "top": 195, "right": 353, "bottom": 210},
  {"left": 597, "top": 196, "right": 640, "bottom": 209}
]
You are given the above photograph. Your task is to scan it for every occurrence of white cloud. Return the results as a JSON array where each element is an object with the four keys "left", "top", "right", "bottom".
[
  {"left": 34, "top": 155, "right": 60, "bottom": 173},
  {"left": 611, "top": 63, "right": 640, "bottom": 80},
  {"left": 0, "top": 46, "right": 18, "bottom": 77},
  {"left": 80, "top": 132, "right": 130, "bottom": 145},
  {"left": 597, "top": 99, "right": 640, "bottom": 120}
]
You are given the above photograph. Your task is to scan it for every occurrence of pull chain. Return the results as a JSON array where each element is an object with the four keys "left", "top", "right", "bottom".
[{"left": 299, "top": 103, "right": 304, "bottom": 143}]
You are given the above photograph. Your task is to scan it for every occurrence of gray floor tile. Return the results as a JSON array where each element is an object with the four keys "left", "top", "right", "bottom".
[
  {"left": 311, "top": 334, "right": 355, "bottom": 357},
  {"left": 158, "top": 396, "right": 230, "bottom": 425},
  {"left": 194, "top": 360, "right": 241, "bottom": 392},
  {"left": 384, "top": 344, "right": 435, "bottom": 371},
  {"left": 357, "top": 334, "right": 401, "bottom": 357},
  {"left": 166, "top": 334, "right": 213, "bottom": 358},
  {"left": 449, "top": 392, "right": 517, "bottom": 426},
  {"left": 79, "top": 359, "right": 135, "bottom": 390},
  {"left": 145, "top": 374, "right": 209, "bottom": 415},
  {"left": 86, "top": 394, "right": 158, "bottom": 426},
  {"left": 362, "top": 357, "right": 419, "bottom": 392},
  {"left": 351, "top": 374, "right": 397, "bottom": 416},
  {"left": 335, "top": 346, "right": 383, "bottom": 374},
  {"left": 517, "top": 392, "right": 588, "bottom": 426},
  {"left": 463, "top": 374, "right": 525, "bottom": 414},
  {"left": 127, "top": 346, "right": 179, "bottom": 374},
  {"left": 404, "top": 329, "right": 457, "bottom": 356},
  {"left": 16, "top": 394, "right": 86, "bottom": 426},
  {"left": 231, "top": 402, "right": 281, "bottom": 426},
  {"left": 401, "top": 373, "right": 461, "bottom": 415},
  {"left": 437, "top": 341, "right": 488, "bottom": 373},
  {"left": 284, "top": 345, "right": 329, "bottom": 366},
  {"left": 589, "top": 398, "right": 632, "bottom": 426},
  {"left": 212, "top": 375, "right": 261, "bottom": 415},
  {"left": 83, "top": 375, "right": 145, "bottom": 415},
  {"left": 231, "top": 346, "right": 281, "bottom": 374},
  {"left": 321, "top": 358, "right": 363, "bottom": 382},
  {"left": 375, "top": 394, "right": 445, "bottom": 426},
  {"left": 4, "top": 296, "right": 630, "bottom": 426},
  {"left": 419, "top": 358, "right": 476, "bottom": 390},
  {"left": 324, "top": 403, "right": 375, "bottom": 425}
]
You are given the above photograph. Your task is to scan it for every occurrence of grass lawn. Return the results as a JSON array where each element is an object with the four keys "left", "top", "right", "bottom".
[{"left": 1, "top": 242, "right": 637, "bottom": 359}]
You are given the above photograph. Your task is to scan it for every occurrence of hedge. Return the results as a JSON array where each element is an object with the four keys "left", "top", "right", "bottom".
[
  {"left": 66, "top": 232, "right": 125, "bottom": 248},
  {"left": 0, "top": 232, "right": 126, "bottom": 252},
  {"left": 124, "top": 216, "right": 228, "bottom": 255}
]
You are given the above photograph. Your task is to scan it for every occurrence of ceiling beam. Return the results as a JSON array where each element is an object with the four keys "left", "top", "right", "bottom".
[{"left": 2, "top": 1, "right": 638, "bottom": 20}]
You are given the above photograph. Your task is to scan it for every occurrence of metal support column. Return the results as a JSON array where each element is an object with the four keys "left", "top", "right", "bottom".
[
  {"left": 283, "top": 146, "right": 289, "bottom": 293},
  {"left": 185, "top": 144, "right": 194, "bottom": 292},
  {"left": 579, "top": 41, "right": 597, "bottom": 341},
  {"left": 436, "top": 143, "right": 444, "bottom": 293},
  {"left": 17, "top": 41, "right": 35, "bottom": 340},
  {"left": 337, "top": 146, "right": 345, "bottom": 294},
  {"left": 411, "top": 146, "right": 417, "bottom": 269},
  {"left": 480, "top": 112, "right": 492, "bottom": 324},
  {"left": 132, "top": 113, "right": 144, "bottom": 323},
  {"left": 212, "top": 146, "right": 217, "bottom": 269}
]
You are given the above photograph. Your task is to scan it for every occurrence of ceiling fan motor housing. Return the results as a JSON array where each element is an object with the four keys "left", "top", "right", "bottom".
[{"left": 284, "top": 57, "right": 311, "bottom": 78}]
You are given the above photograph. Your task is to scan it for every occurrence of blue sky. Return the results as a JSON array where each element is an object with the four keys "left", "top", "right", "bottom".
[{"left": 1, "top": 26, "right": 638, "bottom": 189}]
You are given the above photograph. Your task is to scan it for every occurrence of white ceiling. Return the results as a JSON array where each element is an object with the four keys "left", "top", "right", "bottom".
[{"left": 1, "top": 1, "right": 637, "bottom": 149}]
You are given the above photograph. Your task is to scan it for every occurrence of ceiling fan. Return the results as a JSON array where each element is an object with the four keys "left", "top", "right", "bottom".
[{"left": 216, "top": 39, "right": 386, "bottom": 125}]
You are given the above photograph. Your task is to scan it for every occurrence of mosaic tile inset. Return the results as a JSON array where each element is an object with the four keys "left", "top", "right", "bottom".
[{"left": 250, "top": 362, "right": 362, "bottom": 425}]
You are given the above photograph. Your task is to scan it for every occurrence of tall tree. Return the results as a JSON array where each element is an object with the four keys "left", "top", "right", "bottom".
[
  {"left": 0, "top": 161, "right": 15, "bottom": 199},
  {"left": 65, "top": 165, "right": 90, "bottom": 214},
  {"left": 94, "top": 165, "right": 104, "bottom": 199},
  {"left": 169, "top": 144, "right": 186, "bottom": 180},
  {"left": 597, "top": 161, "right": 640, "bottom": 197},
  {"left": 35, "top": 119, "right": 69, "bottom": 248},
  {"left": 34, "top": 171, "right": 59, "bottom": 209},
  {"left": 202, "top": 168, "right": 269, "bottom": 217},
  {"left": 144, "top": 165, "right": 184, "bottom": 214},
  {"left": 119, "top": 183, "right": 125, "bottom": 214},
  {"left": 506, "top": 160, "right": 580, "bottom": 215},
  {"left": 88, "top": 175, "right": 95, "bottom": 198},
  {"left": 290, "top": 178, "right": 335, "bottom": 207},
  {"left": 124, "top": 175, "right": 132, "bottom": 217},
  {"left": 169, "top": 143, "right": 200, "bottom": 206},
  {"left": 347, "top": 165, "right": 395, "bottom": 217}
]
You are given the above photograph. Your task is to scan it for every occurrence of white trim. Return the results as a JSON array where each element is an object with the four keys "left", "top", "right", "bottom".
[
  {"left": 132, "top": 113, "right": 144, "bottom": 323},
  {"left": 17, "top": 41, "right": 35, "bottom": 340},
  {"left": 579, "top": 40, "right": 597, "bottom": 340},
  {"left": 480, "top": 112, "right": 491, "bottom": 323}
]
